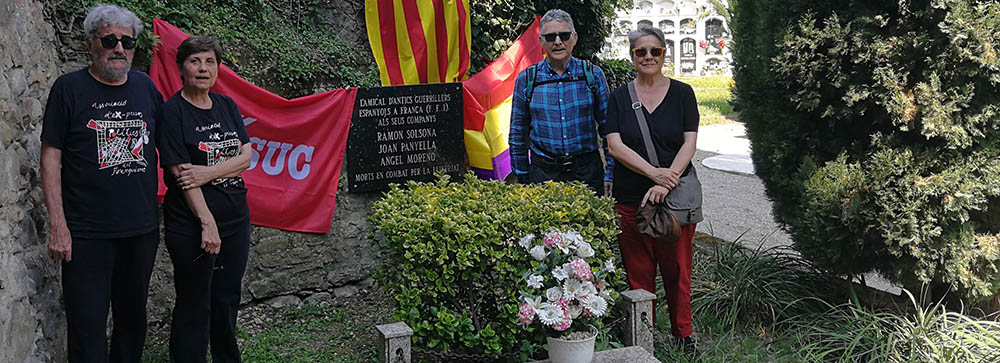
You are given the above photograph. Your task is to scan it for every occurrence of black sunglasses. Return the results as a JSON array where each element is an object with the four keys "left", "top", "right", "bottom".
[
  {"left": 193, "top": 252, "right": 223, "bottom": 271},
  {"left": 541, "top": 31, "right": 573, "bottom": 43},
  {"left": 98, "top": 35, "right": 137, "bottom": 50},
  {"left": 631, "top": 47, "right": 665, "bottom": 58}
]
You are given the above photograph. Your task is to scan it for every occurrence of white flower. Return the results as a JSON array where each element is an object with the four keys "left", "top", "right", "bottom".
[
  {"left": 546, "top": 286, "right": 563, "bottom": 302},
  {"left": 576, "top": 242, "right": 595, "bottom": 258},
  {"left": 519, "top": 234, "right": 535, "bottom": 249},
  {"left": 551, "top": 265, "right": 569, "bottom": 281},
  {"left": 581, "top": 295, "right": 608, "bottom": 317},
  {"left": 524, "top": 296, "right": 545, "bottom": 311},
  {"left": 579, "top": 281, "right": 597, "bottom": 297},
  {"left": 529, "top": 245, "right": 547, "bottom": 261},
  {"left": 604, "top": 259, "right": 616, "bottom": 273},
  {"left": 562, "top": 278, "right": 589, "bottom": 300},
  {"left": 568, "top": 304, "right": 583, "bottom": 319},
  {"left": 563, "top": 231, "right": 584, "bottom": 247},
  {"left": 600, "top": 289, "right": 613, "bottom": 301},
  {"left": 526, "top": 275, "right": 544, "bottom": 289},
  {"left": 537, "top": 304, "right": 564, "bottom": 326}
]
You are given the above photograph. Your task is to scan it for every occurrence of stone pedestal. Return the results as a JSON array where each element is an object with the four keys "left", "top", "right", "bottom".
[
  {"left": 376, "top": 322, "right": 413, "bottom": 363},
  {"left": 621, "top": 289, "right": 657, "bottom": 354}
]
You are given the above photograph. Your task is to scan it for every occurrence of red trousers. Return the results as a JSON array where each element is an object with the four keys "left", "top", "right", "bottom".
[{"left": 615, "top": 203, "right": 696, "bottom": 338}]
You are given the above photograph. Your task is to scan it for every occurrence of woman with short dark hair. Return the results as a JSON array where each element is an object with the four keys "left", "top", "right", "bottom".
[
  {"left": 604, "top": 25, "right": 703, "bottom": 354},
  {"left": 156, "top": 35, "right": 252, "bottom": 362}
]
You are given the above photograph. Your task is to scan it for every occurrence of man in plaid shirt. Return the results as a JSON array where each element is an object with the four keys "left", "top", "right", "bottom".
[{"left": 509, "top": 9, "right": 614, "bottom": 196}]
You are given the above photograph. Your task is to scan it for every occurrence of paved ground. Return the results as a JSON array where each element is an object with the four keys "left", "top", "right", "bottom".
[
  {"left": 694, "top": 123, "right": 789, "bottom": 250},
  {"left": 694, "top": 123, "right": 900, "bottom": 294}
]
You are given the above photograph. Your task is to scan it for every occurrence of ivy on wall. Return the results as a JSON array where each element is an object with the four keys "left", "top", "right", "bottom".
[{"left": 45, "top": 0, "right": 380, "bottom": 98}]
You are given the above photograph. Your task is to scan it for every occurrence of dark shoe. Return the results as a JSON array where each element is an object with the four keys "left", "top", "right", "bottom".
[{"left": 676, "top": 335, "right": 698, "bottom": 356}]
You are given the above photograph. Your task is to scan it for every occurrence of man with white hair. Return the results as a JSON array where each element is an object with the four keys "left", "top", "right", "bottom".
[
  {"left": 40, "top": 3, "right": 162, "bottom": 361},
  {"left": 509, "top": 9, "right": 613, "bottom": 196}
]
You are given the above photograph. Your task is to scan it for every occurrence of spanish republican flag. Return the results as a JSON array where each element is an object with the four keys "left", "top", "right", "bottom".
[
  {"left": 463, "top": 18, "right": 544, "bottom": 180},
  {"left": 365, "top": 0, "right": 471, "bottom": 85}
]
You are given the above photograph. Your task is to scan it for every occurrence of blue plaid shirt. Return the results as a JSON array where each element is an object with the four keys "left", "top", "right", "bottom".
[{"left": 510, "top": 57, "right": 614, "bottom": 182}]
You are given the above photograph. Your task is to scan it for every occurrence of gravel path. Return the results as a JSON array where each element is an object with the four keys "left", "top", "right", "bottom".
[
  {"left": 693, "top": 149, "right": 792, "bottom": 251},
  {"left": 693, "top": 123, "right": 900, "bottom": 294}
]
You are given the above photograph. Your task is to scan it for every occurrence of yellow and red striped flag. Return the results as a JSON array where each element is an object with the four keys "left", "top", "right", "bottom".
[
  {"left": 462, "top": 17, "right": 544, "bottom": 180},
  {"left": 365, "top": 0, "right": 471, "bottom": 85}
]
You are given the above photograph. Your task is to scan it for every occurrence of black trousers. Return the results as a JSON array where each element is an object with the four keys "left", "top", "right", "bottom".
[
  {"left": 62, "top": 229, "right": 159, "bottom": 363},
  {"left": 528, "top": 150, "right": 605, "bottom": 194},
  {"left": 165, "top": 221, "right": 250, "bottom": 363}
]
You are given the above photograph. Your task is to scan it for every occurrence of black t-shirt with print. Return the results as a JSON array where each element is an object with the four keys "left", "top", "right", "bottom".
[
  {"left": 40, "top": 68, "right": 163, "bottom": 239},
  {"left": 157, "top": 92, "right": 250, "bottom": 237},
  {"left": 604, "top": 79, "right": 699, "bottom": 205}
]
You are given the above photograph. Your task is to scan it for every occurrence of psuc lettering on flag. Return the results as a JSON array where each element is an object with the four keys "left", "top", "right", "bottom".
[{"left": 242, "top": 116, "right": 315, "bottom": 181}]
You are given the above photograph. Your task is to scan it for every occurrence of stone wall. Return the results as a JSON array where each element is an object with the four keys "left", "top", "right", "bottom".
[
  {"left": 0, "top": 0, "right": 67, "bottom": 361},
  {"left": 1, "top": 0, "right": 386, "bottom": 359},
  {"left": 146, "top": 190, "right": 385, "bottom": 321}
]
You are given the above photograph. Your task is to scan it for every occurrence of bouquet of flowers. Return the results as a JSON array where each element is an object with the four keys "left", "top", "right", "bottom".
[{"left": 516, "top": 230, "right": 620, "bottom": 335}]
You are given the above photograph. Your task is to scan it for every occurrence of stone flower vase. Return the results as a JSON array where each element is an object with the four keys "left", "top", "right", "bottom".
[{"left": 545, "top": 325, "right": 597, "bottom": 363}]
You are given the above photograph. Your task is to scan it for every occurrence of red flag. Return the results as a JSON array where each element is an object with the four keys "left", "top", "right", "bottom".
[
  {"left": 150, "top": 19, "right": 356, "bottom": 233},
  {"left": 461, "top": 17, "right": 544, "bottom": 179}
]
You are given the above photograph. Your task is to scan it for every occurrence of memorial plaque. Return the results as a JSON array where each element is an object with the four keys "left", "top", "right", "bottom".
[{"left": 347, "top": 83, "right": 466, "bottom": 192}]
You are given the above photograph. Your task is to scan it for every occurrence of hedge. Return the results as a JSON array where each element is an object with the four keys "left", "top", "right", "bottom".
[
  {"left": 731, "top": 0, "right": 1000, "bottom": 301},
  {"left": 369, "top": 173, "right": 626, "bottom": 357}
]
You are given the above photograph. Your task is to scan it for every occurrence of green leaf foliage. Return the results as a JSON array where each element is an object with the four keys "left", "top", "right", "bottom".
[
  {"left": 469, "top": 0, "right": 634, "bottom": 72},
  {"left": 369, "top": 173, "right": 626, "bottom": 357},
  {"left": 49, "top": 0, "right": 380, "bottom": 98},
  {"left": 731, "top": 0, "right": 1000, "bottom": 301},
  {"left": 597, "top": 58, "right": 636, "bottom": 92}
]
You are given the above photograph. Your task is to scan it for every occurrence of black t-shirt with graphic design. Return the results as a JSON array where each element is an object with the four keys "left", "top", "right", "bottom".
[
  {"left": 604, "top": 79, "right": 699, "bottom": 205},
  {"left": 157, "top": 92, "right": 250, "bottom": 237},
  {"left": 40, "top": 68, "right": 162, "bottom": 239}
]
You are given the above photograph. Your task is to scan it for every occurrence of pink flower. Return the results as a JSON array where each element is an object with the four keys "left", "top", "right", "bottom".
[
  {"left": 570, "top": 259, "right": 593, "bottom": 281},
  {"left": 552, "top": 308, "right": 573, "bottom": 331},
  {"left": 543, "top": 232, "right": 560, "bottom": 248},
  {"left": 556, "top": 298, "right": 570, "bottom": 309},
  {"left": 518, "top": 303, "right": 535, "bottom": 325}
]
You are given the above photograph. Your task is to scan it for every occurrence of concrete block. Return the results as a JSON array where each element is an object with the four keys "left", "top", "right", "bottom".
[{"left": 376, "top": 322, "right": 413, "bottom": 363}]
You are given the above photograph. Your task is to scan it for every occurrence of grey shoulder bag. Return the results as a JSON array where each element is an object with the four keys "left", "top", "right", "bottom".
[{"left": 627, "top": 81, "right": 704, "bottom": 226}]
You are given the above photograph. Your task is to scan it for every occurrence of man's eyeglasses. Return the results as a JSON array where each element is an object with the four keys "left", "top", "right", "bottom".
[
  {"left": 540, "top": 31, "right": 573, "bottom": 43},
  {"left": 193, "top": 252, "right": 223, "bottom": 271},
  {"left": 98, "top": 35, "right": 137, "bottom": 50},
  {"left": 631, "top": 47, "right": 665, "bottom": 58}
]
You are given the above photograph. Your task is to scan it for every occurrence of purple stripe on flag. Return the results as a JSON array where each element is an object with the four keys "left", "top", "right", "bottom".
[
  {"left": 491, "top": 149, "right": 512, "bottom": 180},
  {"left": 471, "top": 166, "right": 495, "bottom": 180}
]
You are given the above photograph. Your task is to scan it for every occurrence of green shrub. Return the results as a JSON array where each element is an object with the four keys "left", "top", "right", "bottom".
[
  {"left": 49, "top": 0, "right": 379, "bottom": 97},
  {"left": 597, "top": 59, "right": 636, "bottom": 92},
  {"left": 731, "top": 0, "right": 1000, "bottom": 301},
  {"left": 369, "top": 173, "right": 626, "bottom": 357},
  {"left": 469, "top": 0, "right": 633, "bottom": 73}
]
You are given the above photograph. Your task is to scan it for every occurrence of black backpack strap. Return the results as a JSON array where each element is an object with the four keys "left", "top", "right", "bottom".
[
  {"left": 525, "top": 64, "right": 538, "bottom": 105},
  {"left": 526, "top": 60, "right": 602, "bottom": 122},
  {"left": 583, "top": 60, "right": 603, "bottom": 122}
]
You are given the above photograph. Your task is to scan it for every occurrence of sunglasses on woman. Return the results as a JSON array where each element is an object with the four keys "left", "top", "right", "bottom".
[
  {"left": 631, "top": 47, "right": 665, "bottom": 58},
  {"left": 98, "top": 34, "right": 137, "bottom": 50},
  {"left": 540, "top": 31, "right": 573, "bottom": 43}
]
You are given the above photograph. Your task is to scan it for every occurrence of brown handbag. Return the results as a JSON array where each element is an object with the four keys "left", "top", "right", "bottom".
[
  {"left": 627, "top": 81, "right": 685, "bottom": 242},
  {"left": 635, "top": 203, "right": 682, "bottom": 242}
]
